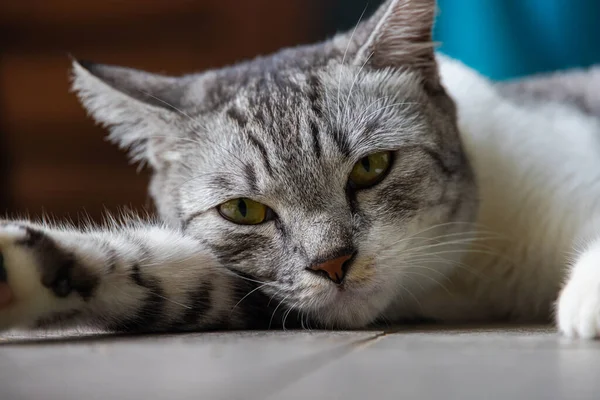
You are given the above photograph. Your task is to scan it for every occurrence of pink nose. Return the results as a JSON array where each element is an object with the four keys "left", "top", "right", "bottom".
[{"left": 309, "top": 253, "right": 353, "bottom": 284}]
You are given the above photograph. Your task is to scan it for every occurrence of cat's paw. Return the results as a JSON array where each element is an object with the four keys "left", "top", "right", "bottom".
[
  {"left": 557, "top": 244, "right": 600, "bottom": 339},
  {"left": 0, "top": 222, "right": 65, "bottom": 331}
]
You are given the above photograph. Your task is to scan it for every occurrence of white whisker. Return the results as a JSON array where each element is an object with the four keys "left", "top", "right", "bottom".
[
  {"left": 230, "top": 283, "right": 271, "bottom": 315},
  {"left": 343, "top": 51, "right": 373, "bottom": 123},
  {"left": 337, "top": 4, "right": 369, "bottom": 128},
  {"left": 269, "top": 293, "right": 291, "bottom": 329}
]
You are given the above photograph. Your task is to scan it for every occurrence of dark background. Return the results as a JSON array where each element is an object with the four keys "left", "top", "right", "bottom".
[{"left": 0, "top": 0, "right": 384, "bottom": 223}]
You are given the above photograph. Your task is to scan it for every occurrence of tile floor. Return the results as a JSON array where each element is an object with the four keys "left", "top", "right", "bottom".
[{"left": 1, "top": 325, "right": 599, "bottom": 400}]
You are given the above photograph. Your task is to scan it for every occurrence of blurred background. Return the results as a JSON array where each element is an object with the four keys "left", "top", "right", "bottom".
[{"left": 1, "top": 0, "right": 599, "bottom": 224}]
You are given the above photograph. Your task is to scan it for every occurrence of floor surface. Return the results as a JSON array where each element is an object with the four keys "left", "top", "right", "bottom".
[{"left": 1, "top": 325, "right": 599, "bottom": 400}]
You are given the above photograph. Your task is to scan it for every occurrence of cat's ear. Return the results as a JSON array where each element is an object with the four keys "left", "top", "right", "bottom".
[
  {"left": 354, "top": 0, "right": 438, "bottom": 83},
  {"left": 70, "top": 60, "right": 186, "bottom": 168}
]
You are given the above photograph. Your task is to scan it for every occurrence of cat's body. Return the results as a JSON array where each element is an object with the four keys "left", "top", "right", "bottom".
[
  {"left": 1, "top": 0, "right": 600, "bottom": 338},
  {"left": 410, "top": 56, "right": 600, "bottom": 324}
]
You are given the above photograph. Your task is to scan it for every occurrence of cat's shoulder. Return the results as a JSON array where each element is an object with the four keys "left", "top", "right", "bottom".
[{"left": 437, "top": 53, "right": 600, "bottom": 147}]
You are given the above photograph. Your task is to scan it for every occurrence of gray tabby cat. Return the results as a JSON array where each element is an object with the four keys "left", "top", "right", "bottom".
[{"left": 1, "top": 0, "right": 600, "bottom": 338}]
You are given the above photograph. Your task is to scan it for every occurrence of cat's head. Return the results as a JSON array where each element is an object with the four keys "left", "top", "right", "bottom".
[{"left": 72, "top": 0, "right": 478, "bottom": 327}]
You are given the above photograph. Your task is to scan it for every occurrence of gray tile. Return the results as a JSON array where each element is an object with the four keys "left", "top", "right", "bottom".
[
  {"left": 0, "top": 330, "right": 380, "bottom": 400},
  {"left": 2, "top": 326, "right": 600, "bottom": 400},
  {"left": 275, "top": 326, "right": 600, "bottom": 400}
]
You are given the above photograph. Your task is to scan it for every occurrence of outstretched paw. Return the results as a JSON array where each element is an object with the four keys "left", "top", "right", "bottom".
[
  {"left": 557, "top": 245, "right": 600, "bottom": 339},
  {"left": 0, "top": 222, "right": 83, "bottom": 331},
  {"left": 0, "top": 223, "right": 46, "bottom": 330}
]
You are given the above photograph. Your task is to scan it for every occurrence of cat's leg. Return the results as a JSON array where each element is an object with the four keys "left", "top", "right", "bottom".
[
  {"left": 0, "top": 220, "right": 250, "bottom": 333},
  {"left": 557, "top": 238, "right": 600, "bottom": 339}
]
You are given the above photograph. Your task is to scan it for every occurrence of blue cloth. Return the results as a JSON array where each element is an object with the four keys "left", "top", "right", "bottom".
[{"left": 433, "top": 0, "right": 600, "bottom": 80}]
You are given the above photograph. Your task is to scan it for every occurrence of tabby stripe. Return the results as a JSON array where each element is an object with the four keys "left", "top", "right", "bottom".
[
  {"left": 330, "top": 129, "right": 351, "bottom": 157},
  {"left": 309, "top": 120, "right": 322, "bottom": 159},
  {"left": 111, "top": 263, "right": 166, "bottom": 332},
  {"left": 169, "top": 281, "right": 213, "bottom": 331},
  {"left": 307, "top": 75, "right": 323, "bottom": 118},
  {"left": 102, "top": 244, "right": 118, "bottom": 273},
  {"left": 227, "top": 106, "right": 248, "bottom": 129},
  {"left": 244, "top": 164, "right": 259, "bottom": 192},
  {"left": 420, "top": 147, "right": 454, "bottom": 176},
  {"left": 247, "top": 132, "right": 274, "bottom": 176}
]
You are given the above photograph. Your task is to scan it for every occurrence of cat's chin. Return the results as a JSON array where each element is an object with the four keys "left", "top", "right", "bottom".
[{"left": 304, "top": 281, "right": 394, "bottom": 329}]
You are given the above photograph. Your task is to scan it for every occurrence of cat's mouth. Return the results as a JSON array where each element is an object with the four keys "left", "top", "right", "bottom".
[
  {"left": 298, "top": 258, "right": 382, "bottom": 308},
  {"left": 309, "top": 260, "right": 378, "bottom": 292},
  {"left": 313, "top": 263, "right": 380, "bottom": 301},
  {"left": 305, "top": 275, "right": 390, "bottom": 329}
]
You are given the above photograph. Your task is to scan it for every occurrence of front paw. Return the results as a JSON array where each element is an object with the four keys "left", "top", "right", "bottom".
[
  {"left": 557, "top": 248, "right": 600, "bottom": 339},
  {"left": 0, "top": 223, "right": 75, "bottom": 331},
  {"left": 0, "top": 223, "right": 45, "bottom": 330}
]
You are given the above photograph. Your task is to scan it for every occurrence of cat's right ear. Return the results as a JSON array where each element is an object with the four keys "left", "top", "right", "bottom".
[{"left": 71, "top": 59, "right": 186, "bottom": 168}]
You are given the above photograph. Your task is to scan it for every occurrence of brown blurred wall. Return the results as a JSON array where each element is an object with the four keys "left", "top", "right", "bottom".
[{"left": 0, "top": 0, "right": 330, "bottom": 223}]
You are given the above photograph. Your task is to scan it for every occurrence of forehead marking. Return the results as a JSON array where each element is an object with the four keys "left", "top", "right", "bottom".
[
  {"left": 227, "top": 106, "right": 248, "bottom": 129},
  {"left": 244, "top": 164, "right": 258, "bottom": 192},
  {"left": 246, "top": 132, "right": 274, "bottom": 177},
  {"left": 309, "top": 120, "right": 322, "bottom": 159}
]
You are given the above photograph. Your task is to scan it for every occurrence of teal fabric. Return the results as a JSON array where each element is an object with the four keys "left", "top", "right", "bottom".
[
  {"left": 434, "top": 0, "right": 600, "bottom": 80},
  {"left": 328, "top": 0, "right": 600, "bottom": 81}
]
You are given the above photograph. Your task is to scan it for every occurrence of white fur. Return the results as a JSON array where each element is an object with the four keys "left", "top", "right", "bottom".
[
  {"left": 557, "top": 239, "right": 600, "bottom": 338},
  {"left": 435, "top": 54, "right": 600, "bottom": 337}
]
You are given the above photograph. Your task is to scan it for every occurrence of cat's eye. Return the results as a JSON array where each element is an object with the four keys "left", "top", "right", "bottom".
[
  {"left": 348, "top": 151, "right": 392, "bottom": 189},
  {"left": 218, "top": 198, "right": 271, "bottom": 225}
]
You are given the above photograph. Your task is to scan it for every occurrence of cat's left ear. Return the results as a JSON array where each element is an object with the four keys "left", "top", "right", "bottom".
[
  {"left": 354, "top": 0, "right": 439, "bottom": 85},
  {"left": 70, "top": 60, "right": 187, "bottom": 168}
]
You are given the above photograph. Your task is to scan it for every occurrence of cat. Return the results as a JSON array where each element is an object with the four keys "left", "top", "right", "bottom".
[{"left": 1, "top": 0, "right": 599, "bottom": 338}]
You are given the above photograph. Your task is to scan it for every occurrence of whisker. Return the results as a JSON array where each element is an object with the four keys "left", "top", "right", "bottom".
[
  {"left": 221, "top": 269, "right": 278, "bottom": 288},
  {"left": 267, "top": 288, "right": 285, "bottom": 307},
  {"left": 150, "top": 292, "right": 193, "bottom": 310},
  {"left": 230, "top": 283, "right": 272, "bottom": 315},
  {"left": 269, "top": 293, "right": 291, "bottom": 329},
  {"left": 405, "top": 248, "right": 516, "bottom": 265},
  {"left": 383, "top": 221, "right": 495, "bottom": 246},
  {"left": 377, "top": 235, "right": 503, "bottom": 256},
  {"left": 282, "top": 301, "right": 299, "bottom": 331},
  {"left": 343, "top": 51, "right": 373, "bottom": 123},
  {"left": 402, "top": 271, "right": 427, "bottom": 292},
  {"left": 351, "top": 95, "right": 390, "bottom": 128},
  {"left": 406, "top": 270, "right": 454, "bottom": 298},
  {"left": 404, "top": 255, "right": 491, "bottom": 282},
  {"left": 337, "top": 4, "right": 369, "bottom": 128},
  {"left": 407, "top": 268, "right": 451, "bottom": 287},
  {"left": 377, "top": 230, "right": 499, "bottom": 250},
  {"left": 360, "top": 101, "right": 422, "bottom": 122},
  {"left": 398, "top": 282, "right": 422, "bottom": 311}
]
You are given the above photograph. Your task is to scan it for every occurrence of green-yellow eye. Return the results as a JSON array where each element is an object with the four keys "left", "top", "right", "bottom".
[
  {"left": 348, "top": 151, "right": 392, "bottom": 189},
  {"left": 218, "top": 198, "right": 270, "bottom": 225}
]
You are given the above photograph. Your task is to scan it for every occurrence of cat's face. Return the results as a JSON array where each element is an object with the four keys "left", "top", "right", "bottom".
[{"left": 72, "top": 0, "right": 478, "bottom": 327}]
